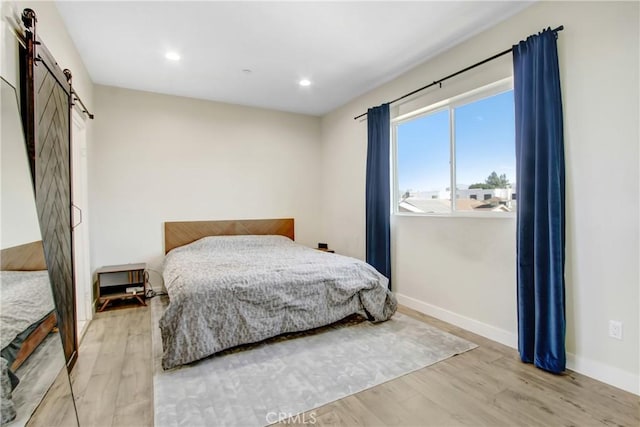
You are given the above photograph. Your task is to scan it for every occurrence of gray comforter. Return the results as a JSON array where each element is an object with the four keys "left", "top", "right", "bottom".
[
  {"left": 0, "top": 270, "right": 54, "bottom": 353},
  {"left": 159, "top": 235, "right": 396, "bottom": 369},
  {"left": 0, "top": 270, "right": 53, "bottom": 424}
]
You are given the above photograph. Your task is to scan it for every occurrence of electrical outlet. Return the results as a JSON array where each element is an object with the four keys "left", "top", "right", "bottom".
[{"left": 608, "top": 320, "right": 623, "bottom": 340}]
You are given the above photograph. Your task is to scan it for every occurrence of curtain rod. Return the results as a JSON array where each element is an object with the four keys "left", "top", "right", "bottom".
[{"left": 354, "top": 25, "right": 564, "bottom": 120}]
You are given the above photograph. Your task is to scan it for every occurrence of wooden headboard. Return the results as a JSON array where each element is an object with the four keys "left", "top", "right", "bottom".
[
  {"left": 164, "top": 218, "right": 295, "bottom": 254},
  {"left": 0, "top": 240, "right": 47, "bottom": 271}
]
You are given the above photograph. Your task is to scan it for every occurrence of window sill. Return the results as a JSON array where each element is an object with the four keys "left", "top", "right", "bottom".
[{"left": 394, "top": 211, "right": 516, "bottom": 219}]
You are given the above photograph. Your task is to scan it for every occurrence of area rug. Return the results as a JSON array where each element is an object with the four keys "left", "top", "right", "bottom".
[{"left": 151, "top": 297, "right": 477, "bottom": 427}]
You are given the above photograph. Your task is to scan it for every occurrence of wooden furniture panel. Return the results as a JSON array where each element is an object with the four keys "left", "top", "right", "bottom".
[
  {"left": 10, "top": 312, "right": 57, "bottom": 371},
  {"left": 164, "top": 218, "right": 295, "bottom": 253},
  {"left": 0, "top": 240, "right": 47, "bottom": 271},
  {"left": 316, "top": 248, "right": 335, "bottom": 253},
  {"left": 96, "top": 263, "right": 147, "bottom": 312}
]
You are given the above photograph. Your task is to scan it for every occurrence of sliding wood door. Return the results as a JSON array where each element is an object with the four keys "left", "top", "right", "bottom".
[{"left": 21, "top": 36, "right": 77, "bottom": 368}]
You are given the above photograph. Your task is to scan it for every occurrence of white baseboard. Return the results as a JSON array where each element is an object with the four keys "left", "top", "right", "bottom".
[
  {"left": 566, "top": 352, "right": 640, "bottom": 395},
  {"left": 395, "top": 292, "right": 639, "bottom": 396},
  {"left": 395, "top": 293, "right": 518, "bottom": 349}
]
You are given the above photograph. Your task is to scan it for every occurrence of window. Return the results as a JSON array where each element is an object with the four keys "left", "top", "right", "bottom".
[{"left": 394, "top": 79, "right": 515, "bottom": 215}]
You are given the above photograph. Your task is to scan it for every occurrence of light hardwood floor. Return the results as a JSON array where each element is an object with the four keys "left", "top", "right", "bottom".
[
  {"left": 70, "top": 306, "right": 152, "bottom": 427},
  {"left": 69, "top": 304, "right": 639, "bottom": 427}
]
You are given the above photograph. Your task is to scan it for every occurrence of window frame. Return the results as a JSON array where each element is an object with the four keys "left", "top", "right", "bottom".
[{"left": 392, "top": 77, "right": 515, "bottom": 218}]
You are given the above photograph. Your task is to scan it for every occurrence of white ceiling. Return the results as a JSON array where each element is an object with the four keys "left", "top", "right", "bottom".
[{"left": 56, "top": 1, "right": 532, "bottom": 116}]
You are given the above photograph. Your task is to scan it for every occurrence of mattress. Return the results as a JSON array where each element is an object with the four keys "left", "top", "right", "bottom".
[
  {"left": 0, "top": 270, "right": 55, "bottom": 366},
  {"left": 160, "top": 235, "right": 396, "bottom": 369},
  {"left": 0, "top": 270, "right": 54, "bottom": 425}
]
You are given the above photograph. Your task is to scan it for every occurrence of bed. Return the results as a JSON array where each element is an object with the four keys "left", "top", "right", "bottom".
[
  {"left": 160, "top": 218, "right": 397, "bottom": 369},
  {"left": 0, "top": 241, "right": 57, "bottom": 424},
  {"left": 0, "top": 271, "right": 56, "bottom": 372},
  {"left": 0, "top": 241, "right": 57, "bottom": 372}
]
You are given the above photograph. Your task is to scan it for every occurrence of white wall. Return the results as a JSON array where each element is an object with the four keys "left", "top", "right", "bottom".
[
  {"left": 1, "top": 1, "right": 94, "bottom": 115},
  {"left": 2, "top": 0, "right": 637, "bottom": 395},
  {"left": 0, "top": 79, "right": 41, "bottom": 249},
  {"left": 0, "top": 3, "right": 19, "bottom": 87},
  {"left": 91, "top": 85, "right": 323, "bottom": 285},
  {"left": 320, "top": 1, "right": 639, "bottom": 394},
  {"left": 1, "top": 0, "right": 94, "bottom": 246}
]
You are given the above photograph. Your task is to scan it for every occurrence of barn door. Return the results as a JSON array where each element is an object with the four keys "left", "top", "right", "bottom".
[{"left": 21, "top": 23, "right": 78, "bottom": 368}]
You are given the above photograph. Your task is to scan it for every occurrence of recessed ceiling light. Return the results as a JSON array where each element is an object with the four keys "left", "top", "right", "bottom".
[
  {"left": 299, "top": 79, "right": 311, "bottom": 87},
  {"left": 165, "top": 51, "right": 180, "bottom": 61}
]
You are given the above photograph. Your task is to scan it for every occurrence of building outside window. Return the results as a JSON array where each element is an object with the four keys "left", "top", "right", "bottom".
[{"left": 394, "top": 78, "right": 515, "bottom": 215}]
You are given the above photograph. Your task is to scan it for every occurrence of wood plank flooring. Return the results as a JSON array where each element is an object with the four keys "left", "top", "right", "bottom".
[
  {"left": 70, "top": 305, "right": 152, "bottom": 427},
  {"left": 68, "top": 304, "right": 639, "bottom": 427}
]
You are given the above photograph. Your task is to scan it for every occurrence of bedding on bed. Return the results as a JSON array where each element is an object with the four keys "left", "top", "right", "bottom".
[
  {"left": 0, "top": 270, "right": 53, "bottom": 425},
  {"left": 1, "top": 357, "right": 16, "bottom": 424},
  {"left": 160, "top": 235, "right": 397, "bottom": 369},
  {"left": 0, "top": 270, "right": 55, "bottom": 366}
]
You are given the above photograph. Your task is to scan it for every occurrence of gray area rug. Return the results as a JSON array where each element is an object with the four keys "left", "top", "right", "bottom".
[{"left": 151, "top": 297, "right": 477, "bottom": 427}]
